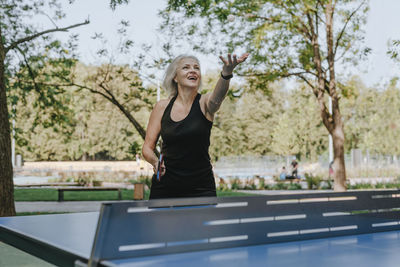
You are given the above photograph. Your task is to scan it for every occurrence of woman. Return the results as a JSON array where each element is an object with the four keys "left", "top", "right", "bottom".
[{"left": 142, "top": 53, "right": 249, "bottom": 199}]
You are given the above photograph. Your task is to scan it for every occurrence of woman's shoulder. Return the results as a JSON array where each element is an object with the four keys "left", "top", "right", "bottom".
[
  {"left": 156, "top": 98, "right": 170, "bottom": 107},
  {"left": 153, "top": 97, "right": 173, "bottom": 114}
]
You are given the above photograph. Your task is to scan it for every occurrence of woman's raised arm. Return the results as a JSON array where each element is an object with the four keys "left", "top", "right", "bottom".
[{"left": 204, "top": 53, "right": 249, "bottom": 117}]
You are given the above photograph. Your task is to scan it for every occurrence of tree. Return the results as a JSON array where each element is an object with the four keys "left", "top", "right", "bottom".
[
  {"left": 14, "top": 63, "right": 153, "bottom": 161},
  {"left": 270, "top": 84, "right": 328, "bottom": 161},
  {"left": 160, "top": 0, "right": 370, "bottom": 191},
  {"left": 0, "top": 0, "right": 88, "bottom": 216},
  {"left": 39, "top": 62, "right": 153, "bottom": 140},
  {"left": 14, "top": 15, "right": 166, "bottom": 162},
  {"left": 338, "top": 76, "right": 400, "bottom": 156},
  {"left": 388, "top": 40, "right": 400, "bottom": 61},
  {"left": 39, "top": 19, "right": 161, "bottom": 154}
]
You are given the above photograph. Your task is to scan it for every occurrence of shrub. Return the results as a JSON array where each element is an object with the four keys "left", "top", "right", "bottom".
[
  {"left": 230, "top": 178, "right": 241, "bottom": 190},
  {"left": 216, "top": 178, "right": 230, "bottom": 191},
  {"left": 218, "top": 184, "right": 230, "bottom": 191},
  {"left": 375, "top": 182, "right": 400, "bottom": 189},
  {"left": 287, "top": 183, "right": 302, "bottom": 190},
  {"left": 348, "top": 183, "right": 373, "bottom": 190},
  {"left": 75, "top": 177, "right": 91, "bottom": 187},
  {"left": 257, "top": 178, "right": 266, "bottom": 190},
  {"left": 92, "top": 180, "right": 103, "bottom": 187},
  {"left": 273, "top": 182, "right": 289, "bottom": 190},
  {"left": 287, "top": 183, "right": 301, "bottom": 190},
  {"left": 375, "top": 182, "right": 386, "bottom": 189},
  {"left": 304, "top": 173, "right": 322, "bottom": 189},
  {"left": 320, "top": 179, "right": 333, "bottom": 190},
  {"left": 263, "top": 183, "right": 272, "bottom": 190}
]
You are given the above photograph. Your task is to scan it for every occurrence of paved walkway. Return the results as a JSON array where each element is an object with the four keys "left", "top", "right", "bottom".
[
  {"left": 15, "top": 190, "right": 334, "bottom": 213},
  {"left": 15, "top": 201, "right": 118, "bottom": 213}
]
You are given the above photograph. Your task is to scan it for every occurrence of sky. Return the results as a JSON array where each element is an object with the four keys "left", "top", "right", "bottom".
[
  {"left": 364, "top": 0, "right": 400, "bottom": 86},
  {"left": 39, "top": 0, "right": 400, "bottom": 88}
]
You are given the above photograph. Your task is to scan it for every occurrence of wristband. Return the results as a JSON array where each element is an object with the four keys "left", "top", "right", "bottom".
[{"left": 221, "top": 72, "right": 233, "bottom": 80}]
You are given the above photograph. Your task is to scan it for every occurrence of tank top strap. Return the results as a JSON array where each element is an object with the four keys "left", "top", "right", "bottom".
[
  {"left": 192, "top": 93, "right": 201, "bottom": 111},
  {"left": 162, "top": 94, "right": 178, "bottom": 119}
]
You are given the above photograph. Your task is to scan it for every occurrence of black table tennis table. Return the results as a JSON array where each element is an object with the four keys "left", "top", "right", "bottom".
[{"left": 1, "top": 190, "right": 400, "bottom": 266}]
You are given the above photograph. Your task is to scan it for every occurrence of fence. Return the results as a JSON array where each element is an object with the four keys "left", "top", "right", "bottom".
[
  {"left": 214, "top": 150, "right": 400, "bottom": 179},
  {"left": 213, "top": 155, "right": 294, "bottom": 179}
]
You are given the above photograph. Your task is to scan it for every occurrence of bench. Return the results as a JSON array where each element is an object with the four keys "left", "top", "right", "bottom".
[
  {"left": 285, "top": 178, "right": 301, "bottom": 183},
  {"left": 56, "top": 187, "right": 122, "bottom": 201}
]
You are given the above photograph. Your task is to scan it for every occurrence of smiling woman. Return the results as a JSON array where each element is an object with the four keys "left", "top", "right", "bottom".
[
  {"left": 142, "top": 53, "right": 248, "bottom": 199},
  {"left": 163, "top": 55, "right": 202, "bottom": 97}
]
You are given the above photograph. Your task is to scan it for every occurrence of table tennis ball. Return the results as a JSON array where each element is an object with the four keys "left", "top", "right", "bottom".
[{"left": 227, "top": 14, "right": 235, "bottom": 22}]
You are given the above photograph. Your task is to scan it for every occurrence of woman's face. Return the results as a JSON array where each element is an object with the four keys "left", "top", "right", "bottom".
[{"left": 174, "top": 58, "right": 201, "bottom": 89}]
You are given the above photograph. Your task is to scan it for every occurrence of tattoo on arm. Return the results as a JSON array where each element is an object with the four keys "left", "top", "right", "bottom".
[{"left": 207, "top": 78, "right": 230, "bottom": 114}]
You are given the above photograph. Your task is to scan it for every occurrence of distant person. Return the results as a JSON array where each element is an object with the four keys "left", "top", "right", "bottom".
[
  {"left": 329, "top": 161, "right": 334, "bottom": 179},
  {"left": 135, "top": 153, "right": 141, "bottom": 166},
  {"left": 142, "top": 53, "right": 249, "bottom": 199},
  {"left": 291, "top": 158, "right": 298, "bottom": 179},
  {"left": 279, "top": 166, "right": 287, "bottom": 180}
]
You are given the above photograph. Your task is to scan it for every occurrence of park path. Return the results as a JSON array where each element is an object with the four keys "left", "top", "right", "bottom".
[{"left": 15, "top": 201, "right": 119, "bottom": 213}]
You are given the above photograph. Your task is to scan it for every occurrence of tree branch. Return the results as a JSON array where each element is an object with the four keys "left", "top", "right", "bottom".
[
  {"left": 297, "top": 74, "right": 315, "bottom": 90},
  {"left": 5, "top": 20, "right": 89, "bottom": 54},
  {"left": 283, "top": 2, "right": 313, "bottom": 41},
  {"left": 35, "top": 78, "right": 148, "bottom": 140},
  {"left": 314, "top": 1, "right": 327, "bottom": 25},
  {"left": 97, "top": 83, "right": 147, "bottom": 139},
  {"left": 333, "top": 0, "right": 366, "bottom": 56},
  {"left": 15, "top": 46, "right": 41, "bottom": 94},
  {"left": 76, "top": 83, "right": 114, "bottom": 102},
  {"left": 56, "top": 74, "right": 115, "bottom": 103},
  {"left": 332, "top": 0, "right": 338, "bottom": 17},
  {"left": 99, "top": 82, "right": 118, "bottom": 101},
  {"left": 249, "top": 15, "right": 281, "bottom": 24},
  {"left": 0, "top": 26, "right": 4, "bottom": 61},
  {"left": 335, "top": 44, "right": 353, "bottom": 63},
  {"left": 238, "top": 69, "right": 315, "bottom": 78},
  {"left": 42, "top": 12, "right": 58, "bottom": 28},
  {"left": 53, "top": 79, "right": 115, "bottom": 103}
]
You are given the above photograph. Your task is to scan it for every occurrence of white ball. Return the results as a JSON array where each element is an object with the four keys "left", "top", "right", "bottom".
[{"left": 227, "top": 14, "right": 235, "bottom": 22}]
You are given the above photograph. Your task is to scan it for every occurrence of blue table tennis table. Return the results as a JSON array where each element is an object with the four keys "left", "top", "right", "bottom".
[{"left": 1, "top": 190, "right": 400, "bottom": 266}]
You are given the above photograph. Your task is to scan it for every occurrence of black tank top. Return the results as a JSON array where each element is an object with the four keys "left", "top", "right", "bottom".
[{"left": 149, "top": 93, "right": 216, "bottom": 199}]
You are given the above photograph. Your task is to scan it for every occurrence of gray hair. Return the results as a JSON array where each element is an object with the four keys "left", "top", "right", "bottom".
[{"left": 162, "top": 54, "right": 202, "bottom": 97}]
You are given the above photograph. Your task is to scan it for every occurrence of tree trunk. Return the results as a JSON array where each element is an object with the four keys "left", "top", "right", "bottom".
[
  {"left": 325, "top": 1, "right": 346, "bottom": 191},
  {"left": 0, "top": 51, "right": 16, "bottom": 217},
  {"left": 332, "top": 122, "right": 347, "bottom": 191}
]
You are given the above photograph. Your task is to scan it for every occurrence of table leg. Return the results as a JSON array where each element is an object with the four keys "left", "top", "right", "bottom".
[
  {"left": 118, "top": 189, "right": 122, "bottom": 200},
  {"left": 58, "top": 190, "right": 64, "bottom": 202}
]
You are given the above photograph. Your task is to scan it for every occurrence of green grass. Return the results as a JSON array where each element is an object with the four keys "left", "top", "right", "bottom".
[
  {"left": 216, "top": 190, "right": 256, "bottom": 197},
  {"left": 14, "top": 189, "right": 147, "bottom": 201},
  {"left": 14, "top": 188, "right": 255, "bottom": 201}
]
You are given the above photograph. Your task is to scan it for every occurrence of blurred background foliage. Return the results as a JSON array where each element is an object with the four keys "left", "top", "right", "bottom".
[
  {"left": 4, "top": 0, "right": 400, "bottom": 163},
  {"left": 10, "top": 65, "right": 400, "bottom": 161}
]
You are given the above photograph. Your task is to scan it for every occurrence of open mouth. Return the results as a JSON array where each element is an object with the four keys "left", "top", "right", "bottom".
[{"left": 187, "top": 76, "right": 198, "bottom": 81}]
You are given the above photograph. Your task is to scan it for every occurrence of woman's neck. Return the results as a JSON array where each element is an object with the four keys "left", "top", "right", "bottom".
[{"left": 176, "top": 86, "right": 198, "bottom": 105}]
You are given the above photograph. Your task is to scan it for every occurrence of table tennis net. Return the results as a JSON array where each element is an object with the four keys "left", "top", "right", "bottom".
[{"left": 89, "top": 190, "right": 400, "bottom": 265}]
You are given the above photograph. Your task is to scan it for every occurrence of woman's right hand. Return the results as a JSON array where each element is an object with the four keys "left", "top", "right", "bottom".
[{"left": 153, "top": 160, "right": 166, "bottom": 179}]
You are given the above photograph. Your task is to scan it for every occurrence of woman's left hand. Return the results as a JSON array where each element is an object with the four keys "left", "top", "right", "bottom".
[{"left": 219, "top": 53, "right": 249, "bottom": 76}]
